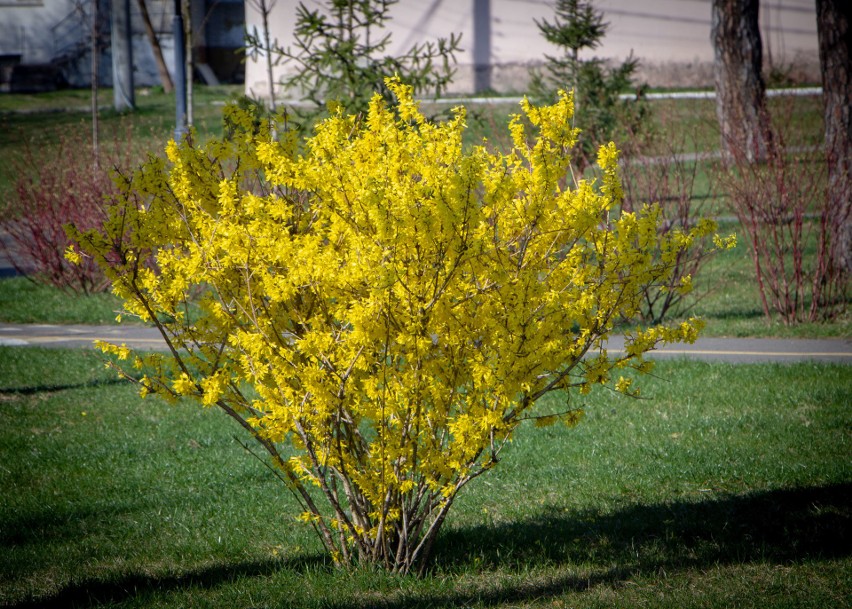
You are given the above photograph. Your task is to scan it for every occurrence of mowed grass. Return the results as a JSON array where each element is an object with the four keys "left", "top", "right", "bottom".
[
  {"left": 1, "top": 347, "right": 849, "bottom": 608},
  {"left": 658, "top": 219, "right": 852, "bottom": 338},
  {"left": 0, "top": 277, "right": 123, "bottom": 325},
  {"left": 0, "top": 87, "right": 846, "bottom": 336},
  {"left": 0, "top": 86, "right": 241, "bottom": 202}
]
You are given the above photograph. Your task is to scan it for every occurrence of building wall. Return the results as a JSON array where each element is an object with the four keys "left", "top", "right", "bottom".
[
  {"left": 244, "top": 0, "right": 820, "bottom": 99},
  {"left": 0, "top": 0, "right": 245, "bottom": 89},
  {"left": 0, "top": 0, "right": 80, "bottom": 64},
  {"left": 0, "top": 0, "right": 168, "bottom": 87}
]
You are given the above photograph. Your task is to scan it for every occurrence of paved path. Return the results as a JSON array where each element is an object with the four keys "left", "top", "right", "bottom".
[
  {"left": 0, "top": 323, "right": 849, "bottom": 364},
  {"left": 0, "top": 323, "right": 169, "bottom": 351}
]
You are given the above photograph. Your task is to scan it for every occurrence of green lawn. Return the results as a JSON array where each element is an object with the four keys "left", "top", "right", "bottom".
[
  {"left": 0, "top": 277, "right": 123, "bottom": 325},
  {"left": 0, "top": 84, "right": 847, "bottom": 609},
  {"left": 659, "top": 219, "right": 851, "bottom": 338},
  {"left": 3, "top": 233, "right": 848, "bottom": 338},
  {"left": 1, "top": 347, "right": 849, "bottom": 607}
]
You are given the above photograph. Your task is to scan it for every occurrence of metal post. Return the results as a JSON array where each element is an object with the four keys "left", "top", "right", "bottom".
[
  {"left": 473, "top": 0, "right": 491, "bottom": 93},
  {"left": 111, "top": 0, "right": 135, "bottom": 111},
  {"left": 173, "top": 0, "right": 187, "bottom": 139}
]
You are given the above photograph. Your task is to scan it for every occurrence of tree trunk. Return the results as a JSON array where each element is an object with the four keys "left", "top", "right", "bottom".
[
  {"left": 89, "top": 0, "right": 99, "bottom": 168},
  {"left": 183, "top": 0, "right": 193, "bottom": 126},
  {"left": 711, "top": 0, "right": 773, "bottom": 162},
  {"left": 136, "top": 0, "right": 174, "bottom": 93},
  {"left": 111, "top": 0, "right": 136, "bottom": 111},
  {"left": 816, "top": 0, "right": 852, "bottom": 277}
]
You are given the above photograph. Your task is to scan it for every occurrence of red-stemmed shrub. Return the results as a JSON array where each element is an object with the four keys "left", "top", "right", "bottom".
[
  {"left": 718, "top": 118, "right": 848, "bottom": 324},
  {"left": 618, "top": 121, "right": 720, "bottom": 324},
  {"left": 1, "top": 128, "right": 133, "bottom": 294}
]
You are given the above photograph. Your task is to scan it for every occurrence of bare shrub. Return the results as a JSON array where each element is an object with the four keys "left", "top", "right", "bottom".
[
  {"left": 619, "top": 123, "right": 720, "bottom": 324},
  {"left": 1, "top": 128, "right": 132, "bottom": 294},
  {"left": 718, "top": 121, "right": 849, "bottom": 323}
]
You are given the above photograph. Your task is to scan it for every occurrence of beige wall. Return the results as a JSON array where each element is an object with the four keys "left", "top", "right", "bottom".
[{"left": 245, "top": 0, "right": 820, "bottom": 99}]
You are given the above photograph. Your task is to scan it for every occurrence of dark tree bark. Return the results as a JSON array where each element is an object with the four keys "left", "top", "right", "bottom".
[
  {"left": 816, "top": 0, "right": 852, "bottom": 276},
  {"left": 136, "top": 0, "right": 174, "bottom": 93},
  {"left": 711, "top": 0, "right": 773, "bottom": 161}
]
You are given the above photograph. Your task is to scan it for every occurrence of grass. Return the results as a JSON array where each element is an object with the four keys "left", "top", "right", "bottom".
[
  {"left": 449, "top": 93, "right": 824, "bottom": 160},
  {"left": 0, "top": 85, "right": 846, "bottom": 607},
  {"left": 2, "top": 232, "right": 847, "bottom": 337},
  {"left": 658, "top": 219, "right": 851, "bottom": 338},
  {"left": 640, "top": 94, "right": 824, "bottom": 156},
  {"left": 0, "top": 347, "right": 849, "bottom": 607},
  {"left": 0, "top": 277, "right": 122, "bottom": 325}
]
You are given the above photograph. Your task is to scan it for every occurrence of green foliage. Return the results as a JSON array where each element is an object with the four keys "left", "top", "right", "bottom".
[
  {"left": 530, "top": 0, "right": 648, "bottom": 168},
  {"left": 536, "top": 0, "right": 606, "bottom": 60}
]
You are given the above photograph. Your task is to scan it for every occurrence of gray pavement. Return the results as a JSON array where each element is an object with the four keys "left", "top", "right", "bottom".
[
  {"left": 0, "top": 322, "right": 850, "bottom": 364},
  {"left": 0, "top": 323, "right": 169, "bottom": 351}
]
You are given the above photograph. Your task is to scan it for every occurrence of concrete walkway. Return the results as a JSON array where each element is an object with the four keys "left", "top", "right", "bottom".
[{"left": 0, "top": 322, "right": 849, "bottom": 364}]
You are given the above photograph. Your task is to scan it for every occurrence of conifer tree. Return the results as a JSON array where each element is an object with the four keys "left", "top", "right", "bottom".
[
  {"left": 530, "top": 0, "right": 646, "bottom": 169},
  {"left": 247, "top": 0, "right": 460, "bottom": 129}
]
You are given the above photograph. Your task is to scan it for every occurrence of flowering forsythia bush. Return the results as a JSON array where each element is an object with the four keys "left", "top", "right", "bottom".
[{"left": 69, "top": 77, "right": 726, "bottom": 575}]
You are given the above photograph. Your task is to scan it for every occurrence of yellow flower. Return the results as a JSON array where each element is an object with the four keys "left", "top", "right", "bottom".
[
  {"left": 64, "top": 245, "right": 82, "bottom": 265},
  {"left": 69, "top": 74, "right": 724, "bottom": 570},
  {"left": 172, "top": 373, "right": 195, "bottom": 396}
]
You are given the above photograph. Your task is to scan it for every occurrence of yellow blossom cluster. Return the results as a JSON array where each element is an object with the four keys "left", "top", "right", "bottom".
[{"left": 67, "top": 77, "right": 724, "bottom": 573}]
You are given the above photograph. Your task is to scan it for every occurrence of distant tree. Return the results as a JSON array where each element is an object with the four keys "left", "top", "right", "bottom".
[
  {"left": 533, "top": 0, "right": 606, "bottom": 100},
  {"left": 816, "top": 0, "right": 852, "bottom": 277},
  {"left": 711, "top": 0, "right": 773, "bottom": 161},
  {"left": 530, "top": 0, "right": 646, "bottom": 170},
  {"left": 136, "top": 0, "right": 174, "bottom": 93}
]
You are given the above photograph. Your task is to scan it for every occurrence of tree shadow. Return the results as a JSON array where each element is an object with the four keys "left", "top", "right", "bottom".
[
  {"left": 2, "top": 503, "right": 150, "bottom": 549},
  {"left": 337, "top": 483, "right": 851, "bottom": 609},
  {"left": 8, "top": 554, "right": 330, "bottom": 609},
  {"left": 0, "top": 377, "right": 132, "bottom": 396},
  {"left": 434, "top": 483, "right": 851, "bottom": 572},
  {"left": 7, "top": 483, "right": 849, "bottom": 609},
  {"left": 0, "top": 268, "right": 25, "bottom": 279}
]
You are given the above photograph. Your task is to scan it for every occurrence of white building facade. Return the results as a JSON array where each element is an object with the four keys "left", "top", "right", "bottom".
[{"left": 244, "top": 0, "right": 821, "bottom": 99}]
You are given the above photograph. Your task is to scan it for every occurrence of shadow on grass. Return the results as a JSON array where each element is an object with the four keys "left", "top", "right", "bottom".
[
  {"left": 0, "top": 377, "right": 132, "bottom": 396},
  {"left": 702, "top": 306, "right": 767, "bottom": 321},
  {"left": 0, "top": 268, "right": 25, "bottom": 279},
  {"left": 433, "top": 483, "right": 851, "bottom": 573},
  {"left": 7, "top": 483, "right": 850, "bottom": 609},
  {"left": 7, "top": 555, "right": 330, "bottom": 609}
]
